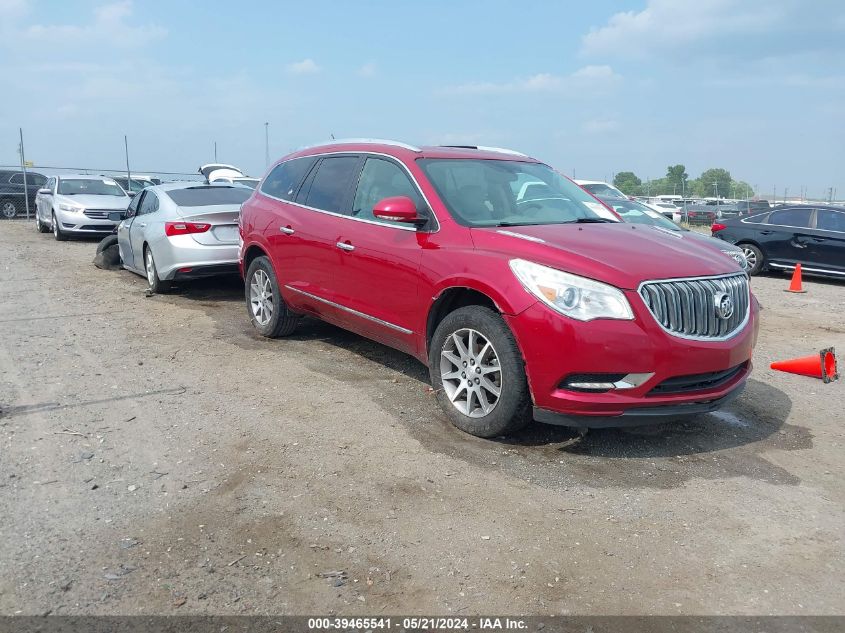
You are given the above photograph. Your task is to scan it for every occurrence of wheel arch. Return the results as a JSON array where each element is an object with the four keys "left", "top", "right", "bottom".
[
  {"left": 425, "top": 287, "right": 502, "bottom": 355},
  {"left": 243, "top": 243, "right": 270, "bottom": 273}
]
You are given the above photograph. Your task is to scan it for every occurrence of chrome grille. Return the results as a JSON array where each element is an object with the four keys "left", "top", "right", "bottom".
[
  {"left": 639, "top": 273, "right": 749, "bottom": 340},
  {"left": 83, "top": 209, "right": 112, "bottom": 219}
]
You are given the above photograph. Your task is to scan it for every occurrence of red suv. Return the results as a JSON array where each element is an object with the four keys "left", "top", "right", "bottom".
[{"left": 240, "top": 140, "right": 759, "bottom": 438}]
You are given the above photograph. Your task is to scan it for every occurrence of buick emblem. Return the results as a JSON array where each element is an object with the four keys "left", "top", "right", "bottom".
[{"left": 714, "top": 292, "right": 734, "bottom": 320}]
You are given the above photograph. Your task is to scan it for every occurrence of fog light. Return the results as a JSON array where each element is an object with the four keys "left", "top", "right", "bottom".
[{"left": 560, "top": 372, "right": 655, "bottom": 392}]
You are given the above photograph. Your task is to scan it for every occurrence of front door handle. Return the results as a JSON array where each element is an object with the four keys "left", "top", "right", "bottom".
[
  {"left": 336, "top": 241, "right": 355, "bottom": 252},
  {"left": 280, "top": 226, "right": 295, "bottom": 235}
]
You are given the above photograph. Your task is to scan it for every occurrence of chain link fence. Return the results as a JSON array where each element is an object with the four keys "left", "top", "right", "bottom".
[{"left": 0, "top": 165, "right": 202, "bottom": 220}]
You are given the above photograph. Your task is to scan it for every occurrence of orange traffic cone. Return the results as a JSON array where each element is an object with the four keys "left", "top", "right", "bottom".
[
  {"left": 784, "top": 263, "right": 807, "bottom": 293},
  {"left": 771, "top": 347, "right": 838, "bottom": 383}
]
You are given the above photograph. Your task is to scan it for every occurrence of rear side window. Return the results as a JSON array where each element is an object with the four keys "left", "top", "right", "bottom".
[
  {"left": 304, "top": 156, "right": 360, "bottom": 214},
  {"left": 166, "top": 187, "right": 251, "bottom": 207},
  {"left": 817, "top": 210, "right": 845, "bottom": 232},
  {"left": 260, "top": 157, "right": 315, "bottom": 201},
  {"left": 768, "top": 208, "right": 812, "bottom": 228}
]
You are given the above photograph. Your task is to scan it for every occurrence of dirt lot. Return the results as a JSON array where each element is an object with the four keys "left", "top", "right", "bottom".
[{"left": 0, "top": 219, "right": 842, "bottom": 616}]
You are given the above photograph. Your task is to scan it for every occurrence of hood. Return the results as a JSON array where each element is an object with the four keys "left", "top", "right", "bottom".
[
  {"left": 471, "top": 223, "right": 744, "bottom": 290},
  {"left": 57, "top": 193, "right": 129, "bottom": 210}
]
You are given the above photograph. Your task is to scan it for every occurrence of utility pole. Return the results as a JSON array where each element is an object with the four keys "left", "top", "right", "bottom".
[
  {"left": 265, "top": 122, "right": 270, "bottom": 166},
  {"left": 784, "top": 187, "right": 788, "bottom": 203},
  {"left": 772, "top": 185, "right": 776, "bottom": 204},
  {"left": 124, "top": 135, "right": 131, "bottom": 189},
  {"left": 19, "top": 128, "right": 30, "bottom": 219},
  {"left": 214, "top": 141, "right": 218, "bottom": 162}
]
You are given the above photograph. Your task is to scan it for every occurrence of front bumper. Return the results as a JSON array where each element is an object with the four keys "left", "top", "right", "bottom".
[
  {"left": 506, "top": 292, "right": 759, "bottom": 427},
  {"left": 56, "top": 207, "right": 122, "bottom": 233}
]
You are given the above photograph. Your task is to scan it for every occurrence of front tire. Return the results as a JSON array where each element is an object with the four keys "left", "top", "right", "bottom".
[
  {"left": 1, "top": 199, "right": 17, "bottom": 219},
  {"left": 739, "top": 243, "right": 764, "bottom": 275},
  {"left": 36, "top": 213, "right": 49, "bottom": 233},
  {"left": 52, "top": 212, "right": 68, "bottom": 241},
  {"left": 429, "top": 306, "right": 531, "bottom": 438},
  {"left": 245, "top": 256, "right": 299, "bottom": 338},
  {"left": 144, "top": 246, "right": 171, "bottom": 293}
]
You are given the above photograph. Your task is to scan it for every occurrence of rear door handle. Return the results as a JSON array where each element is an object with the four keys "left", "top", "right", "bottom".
[
  {"left": 760, "top": 230, "right": 774, "bottom": 235},
  {"left": 336, "top": 241, "right": 355, "bottom": 252},
  {"left": 138, "top": 223, "right": 147, "bottom": 228},
  {"left": 280, "top": 226, "right": 295, "bottom": 235}
]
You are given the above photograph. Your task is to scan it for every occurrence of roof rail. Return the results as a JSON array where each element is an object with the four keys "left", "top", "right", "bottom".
[
  {"left": 297, "top": 138, "right": 421, "bottom": 152},
  {"left": 440, "top": 144, "right": 528, "bottom": 157}
]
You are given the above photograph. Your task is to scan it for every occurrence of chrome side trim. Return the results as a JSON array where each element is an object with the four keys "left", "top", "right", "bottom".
[
  {"left": 496, "top": 229, "right": 546, "bottom": 243},
  {"left": 284, "top": 285, "right": 413, "bottom": 335},
  {"left": 768, "top": 262, "right": 845, "bottom": 276},
  {"left": 258, "top": 151, "right": 440, "bottom": 234},
  {"left": 296, "top": 138, "right": 421, "bottom": 152}
]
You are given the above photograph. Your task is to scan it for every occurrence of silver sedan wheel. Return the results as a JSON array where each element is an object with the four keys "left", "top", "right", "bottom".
[
  {"left": 145, "top": 249, "right": 156, "bottom": 286},
  {"left": 52, "top": 215, "right": 58, "bottom": 238},
  {"left": 741, "top": 246, "right": 757, "bottom": 268},
  {"left": 440, "top": 328, "right": 502, "bottom": 418},
  {"left": 249, "top": 269, "right": 274, "bottom": 326},
  {"left": 1, "top": 200, "right": 16, "bottom": 218}
]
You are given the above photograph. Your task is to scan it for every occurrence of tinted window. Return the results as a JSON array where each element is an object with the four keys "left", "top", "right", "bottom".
[
  {"left": 768, "top": 208, "right": 812, "bottom": 228},
  {"left": 9, "top": 174, "right": 23, "bottom": 184},
  {"left": 817, "top": 210, "right": 845, "bottom": 232},
  {"left": 304, "top": 156, "right": 360, "bottom": 213},
  {"left": 352, "top": 158, "right": 423, "bottom": 224},
  {"left": 138, "top": 191, "right": 159, "bottom": 215},
  {"left": 261, "top": 157, "right": 315, "bottom": 201},
  {"left": 166, "top": 186, "right": 251, "bottom": 207}
]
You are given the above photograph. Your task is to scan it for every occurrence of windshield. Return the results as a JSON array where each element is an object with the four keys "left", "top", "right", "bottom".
[
  {"left": 165, "top": 186, "right": 252, "bottom": 207},
  {"left": 58, "top": 178, "right": 126, "bottom": 196},
  {"left": 581, "top": 183, "right": 624, "bottom": 198},
  {"left": 599, "top": 197, "right": 682, "bottom": 231},
  {"left": 418, "top": 159, "right": 618, "bottom": 227}
]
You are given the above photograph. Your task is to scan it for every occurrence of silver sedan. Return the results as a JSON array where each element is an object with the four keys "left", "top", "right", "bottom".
[
  {"left": 35, "top": 175, "right": 131, "bottom": 240},
  {"left": 116, "top": 183, "right": 252, "bottom": 292}
]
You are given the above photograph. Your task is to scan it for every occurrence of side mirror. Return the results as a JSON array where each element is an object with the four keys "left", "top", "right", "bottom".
[
  {"left": 37, "top": 188, "right": 51, "bottom": 195},
  {"left": 372, "top": 196, "right": 423, "bottom": 225},
  {"left": 127, "top": 191, "right": 136, "bottom": 198}
]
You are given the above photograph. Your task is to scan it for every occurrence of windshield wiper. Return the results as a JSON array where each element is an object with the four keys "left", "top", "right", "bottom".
[{"left": 573, "top": 217, "right": 616, "bottom": 223}]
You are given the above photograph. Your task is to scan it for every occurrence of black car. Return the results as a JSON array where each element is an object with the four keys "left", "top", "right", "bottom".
[
  {"left": 0, "top": 170, "right": 48, "bottom": 218},
  {"left": 711, "top": 205, "right": 845, "bottom": 278}
]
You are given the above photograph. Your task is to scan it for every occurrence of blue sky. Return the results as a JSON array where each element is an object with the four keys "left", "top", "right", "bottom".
[{"left": 2, "top": 0, "right": 844, "bottom": 198}]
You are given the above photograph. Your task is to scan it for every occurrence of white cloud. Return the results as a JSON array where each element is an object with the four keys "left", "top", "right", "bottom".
[
  {"left": 286, "top": 58, "right": 321, "bottom": 75},
  {"left": 19, "top": 0, "right": 166, "bottom": 49},
  {"left": 581, "top": 0, "right": 794, "bottom": 58},
  {"left": 582, "top": 118, "right": 619, "bottom": 134},
  {"left": 357, "top": 62, "right": 377, "bottom": 78},
  {"left": 444, "top": 65, "right": 620, "bottom": 95}
]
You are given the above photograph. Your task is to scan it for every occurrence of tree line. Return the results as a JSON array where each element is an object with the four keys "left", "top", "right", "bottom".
[{"left": 613, "top": 165, "right": 755, "bottom": 199}]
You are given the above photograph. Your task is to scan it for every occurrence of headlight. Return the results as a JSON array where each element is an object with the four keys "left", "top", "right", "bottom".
[
  {"left": 59, "top": 203, "right": 84, "bottom": 212},
  {"left": 722, "top": 249, "right": 748, "bottom": 270},
  {"left": 509, "top": 259, "right": 634, "bottom": 321}
]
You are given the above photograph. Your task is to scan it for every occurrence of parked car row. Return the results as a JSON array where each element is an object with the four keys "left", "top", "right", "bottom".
[{"left": 33, "top": 140, "right": 761, "bottom": 440}]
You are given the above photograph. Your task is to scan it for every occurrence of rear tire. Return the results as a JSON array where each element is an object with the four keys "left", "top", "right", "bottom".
[
  {"left": 739, "top": 243, "right": 764, "bottom": 275},
  {"left": 144, "top": 245, "right": 171, "bottom": 293},
  {"left": 52, "top": 212, "right": 68, "bottom": 241},
  {"left": 245, "top": 256, "right": 298, "bottom": 338},
  {"left": 429, "top": 306, "right": 531, "bottom": 438}
]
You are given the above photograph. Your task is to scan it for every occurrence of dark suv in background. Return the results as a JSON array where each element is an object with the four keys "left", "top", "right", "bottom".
[{"left": 0, "top": 170, "right": 47, "bottom": 218}]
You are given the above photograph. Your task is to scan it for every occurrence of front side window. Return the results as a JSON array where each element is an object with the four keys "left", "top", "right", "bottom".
[
  {"left": 58, "top": 178, "right": 125, "bottom": 196},
  {"left": 304, "top": 156, "right": 360, "bottom": 214},
  {"left": 768, "top": 208, "right": 812, "bottom": 229},
  {"left": 261, "top": 157, "right": 316, "bottom": 201},
  {"left": 352, "top": 158, "right": 424, "bottom": 225},
  {"left": 817, "top": 210, "right": 845, "bottom": 232},
  {"left": 418, "top": 159, "right": 616, "bottom": 227}
]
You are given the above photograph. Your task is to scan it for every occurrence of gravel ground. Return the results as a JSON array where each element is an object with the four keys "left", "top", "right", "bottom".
[{"left": 0, "top": 220, "right": 842, "bottom": 616}]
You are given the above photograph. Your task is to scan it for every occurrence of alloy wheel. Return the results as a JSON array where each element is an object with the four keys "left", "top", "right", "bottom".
[
  {"left": 249, "top": 269, "right": 274, "bottom": 326},
  {"left": 741, "top": 246, "right": 757, "bottom": 268},
  {"left": 2, "top": 201, "right": 17, "bottom": 218},
  {"left": 440, "top": 328, "right": 502, "bottom": 418},
  {"left": 145, "top": 249, "right": 156, "bottom": 286}
]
